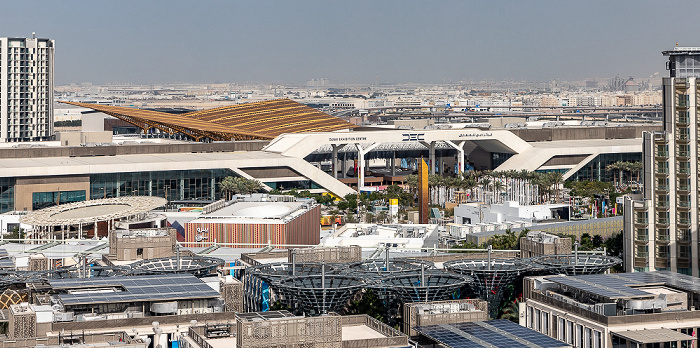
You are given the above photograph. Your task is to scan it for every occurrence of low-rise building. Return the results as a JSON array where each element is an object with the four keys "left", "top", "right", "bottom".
[
  {"left": 179, "top": 311, "right": 408, "bottom": 348},
  {"left": 520, "top": 231, "right": 572, "bottom": 258},
  {"left": 184, "top": 194, "right": 320, "bottom": 248},
  {"left": 403, "top": 299, "right": 488, "bottom": 337},
  {"left": 522, "top": 272, "right": 699, "bottom": 348},
  {"left": 108, "top": 227, "right": 176, "bottom": 261}
]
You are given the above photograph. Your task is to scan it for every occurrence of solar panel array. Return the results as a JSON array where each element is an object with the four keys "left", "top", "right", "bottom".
[
  {"left": 0, "top": 249, "right": 13, "bottom": 268},
  {"left": 547, "top": 271, "right": 700, "bottom": 299},
  {"left": 415, "top": 320, "right": 570, "bottom": 348},
  {"left": 546, "top": 274, "right": 652, "bottom": 299},
  {"left": 615, "top": 271, "right": 700, "bottom": 293},
  {"left": 546, "top": 271, "right": 700, "bottom": 300},
  {"left": 51, "top": 274, "right": 220, "bottom": 305}
]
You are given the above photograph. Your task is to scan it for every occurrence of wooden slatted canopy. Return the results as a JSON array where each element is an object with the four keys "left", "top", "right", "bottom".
[{"left": 61, "top": 99, "right": 357, "bottom": 141}]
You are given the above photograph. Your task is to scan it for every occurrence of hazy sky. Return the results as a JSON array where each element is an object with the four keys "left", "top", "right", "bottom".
[{"left": 3, "top": 1, "right": 700, "bottom": 85}]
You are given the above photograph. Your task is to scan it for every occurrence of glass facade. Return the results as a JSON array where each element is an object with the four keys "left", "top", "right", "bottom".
[
  {"left": 491, "top": 152, "right": 514, "bottom": 169},
  {"left": 89, "top": 169, "right": 235, "bottom": 201},
  {"left": 568, "top": 152, "right": 642, "bottom": 182},
  {"left": 263, "top": 180, "right": 321, "bottom": 190},
  {"left": 0, "top": 178, "right": 15, "bottom": 213},
  {"left": 32, "top": 190, "right": 86, "bottom": 210},
  {"left": 0, "top": 168, "right": 331, "bottom": 214}
]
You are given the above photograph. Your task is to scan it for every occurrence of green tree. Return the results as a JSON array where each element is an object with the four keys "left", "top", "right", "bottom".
[
  {"left": 220, "top": 176, "right": 264, "bottom": 198},
  {"left": 343, "top": 289, "right": 385, "bottom": 322}
]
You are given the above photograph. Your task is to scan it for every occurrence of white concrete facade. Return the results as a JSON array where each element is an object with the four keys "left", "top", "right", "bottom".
[
  {"left": 0, "top": 36, "right": 54, "bottom": 142},
  {"left": 453, "top": 201, "right": 569, "bottom": 225}
]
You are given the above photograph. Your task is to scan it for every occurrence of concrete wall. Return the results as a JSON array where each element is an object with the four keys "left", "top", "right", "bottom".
[
  {"left": 14, "top": 175, "right": 90, "bottom": 212},
  {"left": 509, "top": 125, "right": 662, "bottom": 142},
  {"left": 0, "top": 140, "right": 268, "bottom": 159},
  {"left": 56, "top": 131, "right": 113, "bottom": 146}
]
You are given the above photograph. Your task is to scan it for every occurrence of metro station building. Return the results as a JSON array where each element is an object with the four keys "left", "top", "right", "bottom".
[{"left": 0, "top": 99, "right": 656, "bottom": 214}]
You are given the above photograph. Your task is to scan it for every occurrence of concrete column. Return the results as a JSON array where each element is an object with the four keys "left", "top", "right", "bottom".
[
  {"left": 439, "top": 157, "right": 444, "bottom": 175},
  {"left": 355, "top": 143, "right": 379, "bottom": 190},
  {"left": 332, "top": 144, "right": 339, "bottom": 179},
  {"left": 391, "top": 151, "right": 396, "bottom": 176},
  {"left": 341, "top": 152, "right": 347, "bottom": 178},
  {"left": 444, "top": 140, "right": 466, "bottom": 173},
  {"left": 430, "top": 141, "right": 436, "bottom": 175}
]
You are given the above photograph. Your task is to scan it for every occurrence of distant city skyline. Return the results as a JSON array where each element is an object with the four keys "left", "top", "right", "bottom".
[{"left": 3, "top": 0, "right": 699, "bottom": 85}]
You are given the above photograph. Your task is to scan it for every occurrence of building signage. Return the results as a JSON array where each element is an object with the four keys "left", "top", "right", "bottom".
[
  {"left": 458, "top": 133, "right": 493, "bottom": 138},
  {"left": 402, "top": 133, "right": 425, "bottom": 141},
  {"left": 328, "top": 136, "right": 367, "bottom": 142}
]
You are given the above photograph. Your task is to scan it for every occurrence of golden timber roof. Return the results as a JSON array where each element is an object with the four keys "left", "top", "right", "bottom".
[{"left": 61, "top": 99, "right": 356, "bottom": 141}]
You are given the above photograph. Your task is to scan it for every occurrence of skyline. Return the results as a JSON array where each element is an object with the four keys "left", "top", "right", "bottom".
[{"left": 3, "top": 1, "right": 700, "bottom": 85}]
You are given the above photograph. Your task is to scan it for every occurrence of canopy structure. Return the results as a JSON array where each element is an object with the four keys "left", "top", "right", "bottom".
[{"left": 62, "top": 99, "right": 357, "bottom": 141}]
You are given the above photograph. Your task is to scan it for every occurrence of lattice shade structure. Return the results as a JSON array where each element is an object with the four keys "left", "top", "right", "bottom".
[
  {"left": 0, "top": 289, "right": 28, "bottom": 309},
  {"left": 129, "top": 256, "right": 223, "bottom": 277},
  {"left": 343, "top": 259, "right": 435, "bottom": 280},
  {"left": 533, "top": 254, "right": 622, "bottom": 275},
  {"left": 444, "top": 258, "right": 533, "bottom": 318},
  {"left": 373, "top": 270, "right": 471, "bottom": 304},
  {"left": 247, "top": 262, "right": 337, "bottom": 284},
  {"left": 61, "top": 99, "right": 357, "bottom": 141},
  {"left": 274, "top": 274, "right": 366, "bottom": 315}
]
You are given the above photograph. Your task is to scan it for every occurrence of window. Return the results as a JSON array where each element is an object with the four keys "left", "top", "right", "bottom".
[
  {"left": 32, "top": 190, "right": 86, "bottom": 210},
  {"left": 542, "top": 312, "right": 549, "bottom": 335},
  {"left": 567, "top": 321, "right": 574, "bottom": 345},
  {"left": 593, "top": 331, "right": 602, "bottom": 348}
]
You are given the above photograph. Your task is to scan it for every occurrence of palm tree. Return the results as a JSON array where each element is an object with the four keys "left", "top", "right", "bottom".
[
  {"left": 629, "top": 161, "right": 643, "bottom": 185},
  {"left": 605, "top": 162, "right": 623, "bottom": 187}
]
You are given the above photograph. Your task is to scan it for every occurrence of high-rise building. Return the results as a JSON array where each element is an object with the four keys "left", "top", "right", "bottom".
[
  {"left": 0, "top": 35, "right": 54, "bottom": 142},
  {"left": 623, "top": 47, "right": 700, "bottom": 275}
]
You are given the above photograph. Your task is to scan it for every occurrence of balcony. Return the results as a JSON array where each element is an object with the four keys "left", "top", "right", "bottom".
[
  {"left": 678, "top": 201, "right": 691, "bottom": 208},
  {"left": 677, "top": 117, "right": 691, "bottom": 125},
  {"left": 657, "top": 234, "right": 671, "bottom": 242},
  {"left": 657, "top": 219, "right": 670, "bottom": 226},
  {"left": 634, "top": 218, "right": 648, "bottom": 225},
  {"left": 636, "top": 235, "right": 649, "bottom": 242},
  {"left": 656, "top": 201, "right": 670, "bottom": 208},
  {"left": 677, "top": 185, "right": 691, "bottom": 192},
  {"left": 677, "top": 151, "right": 690, "bottom": 159},
  {"left": 677, "top": 134, "right": 690, "bottom": 142},
  {"left": 636, "top": 252, "right": 649, "bottom": 258},
  {"left": 655, "top": 151, "right": 668, "bottom": 158},
  {"left": 656, "top": 185, "right": 669, "bottom": 191},
  {"left": 678, "top": 218, "right": 690, "bottom": 226}
]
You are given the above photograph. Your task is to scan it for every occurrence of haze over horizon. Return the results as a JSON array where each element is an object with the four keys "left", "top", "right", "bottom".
[{"left": 4, "top": 0, "right": 700, "bottom": 85}]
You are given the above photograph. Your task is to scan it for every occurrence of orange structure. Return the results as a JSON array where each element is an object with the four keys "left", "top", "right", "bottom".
[
  {"left": 61, "top": 99, "right": 357, "bottom": 141},
  {"left": 418, "top": 159, "right": 429, "bottom": 224}
]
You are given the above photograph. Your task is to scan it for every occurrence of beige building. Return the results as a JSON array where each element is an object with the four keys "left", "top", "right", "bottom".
[
  {"left": 520, "top": 231, "right": 572, "bottom": 258},
  {"left": 402, "top": 299, "right": 487, "bottom": 337},
  {"left": 179, "top": 311, "right": 408, "bottom": 348},
  {"left": 107, "top": 227, "right": 176, "bottom": 261},
  {"left": 522, "top": 272, "right": 698, "bottom": 348},
  {"left": 624, "top": 47, "right": 700, "bottom": 275},
  {"left": 0, "top": 36, "right": 54, "bottom": 142}
]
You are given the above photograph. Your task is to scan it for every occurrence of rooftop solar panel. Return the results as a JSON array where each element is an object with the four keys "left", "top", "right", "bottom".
[
  {"left": 53, "top": 274, "right": 219, "bottom": 305},
  {"left": 546, "top": 275, "right": 652, "bottom": 299},
  {"left": 415, "top": 320, "right": 570, "bottom": 348}
]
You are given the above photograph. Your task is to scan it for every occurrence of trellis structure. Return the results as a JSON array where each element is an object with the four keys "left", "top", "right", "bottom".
[
  {"left": 274, "top": 273, "right": 366, "bottom": 315},
  {"left": 532, "top": 254, "right": 622, "bottom": 275},
  {"left": 373, "top": 269, "right": 471, "bottom": 304},
  {"left": 61, "top": 99, "right": 357, "bottom": 142},
  {"left": 129, "top": 255, "right": 224, "bottom": 277},
  {"left": 444, "top": 258, "right": 533, "bottom": 318}
]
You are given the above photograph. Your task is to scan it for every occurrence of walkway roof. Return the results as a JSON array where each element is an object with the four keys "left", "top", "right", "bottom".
[{"left": 61, "top": 99, "right": 356, "bottom": 141}]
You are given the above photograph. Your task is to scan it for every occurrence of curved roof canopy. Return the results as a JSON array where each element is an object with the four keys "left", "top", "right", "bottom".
[{"left": 61, "top": 99, "right": 357, "bottom": 141}]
